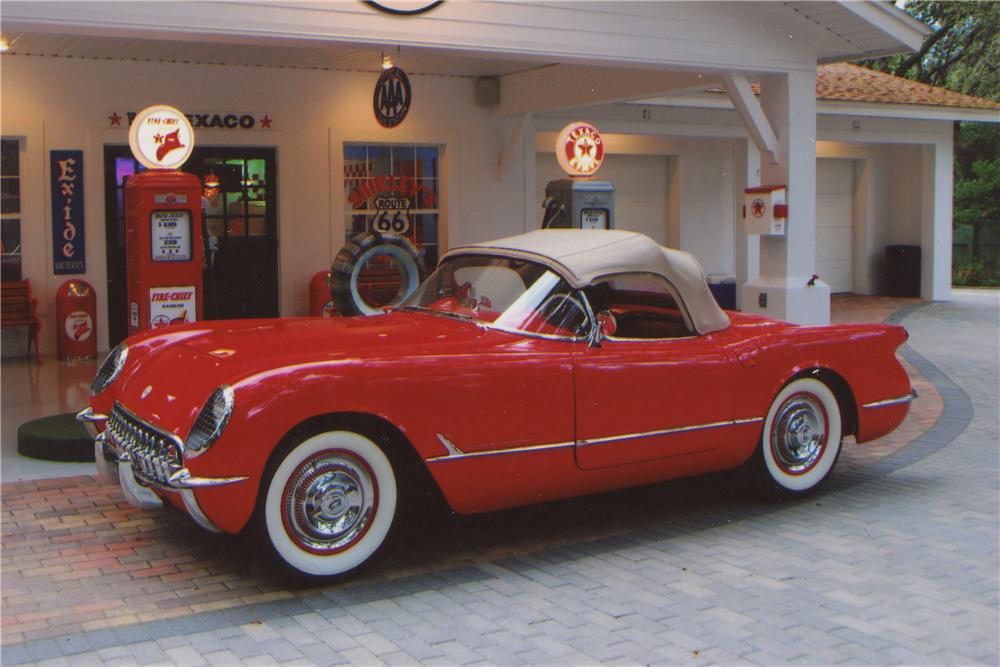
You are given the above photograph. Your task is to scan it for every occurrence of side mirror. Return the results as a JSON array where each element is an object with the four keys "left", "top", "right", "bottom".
[{"left": 592, "top": 310, "right": 617, "bottom": 345}]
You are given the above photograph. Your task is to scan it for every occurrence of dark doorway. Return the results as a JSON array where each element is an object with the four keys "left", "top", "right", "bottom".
[{"left": 103, "top": 146, "right": 279, "bottom": 346}]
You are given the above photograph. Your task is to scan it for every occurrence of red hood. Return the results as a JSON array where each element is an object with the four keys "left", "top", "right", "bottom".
[{"left": 111, "top": 312, "right": 483, "bottom": 436}]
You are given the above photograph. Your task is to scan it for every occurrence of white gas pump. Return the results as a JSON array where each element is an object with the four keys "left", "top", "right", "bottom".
[{"left": 543, "top": 122, "right": 615, "bottom": 230}]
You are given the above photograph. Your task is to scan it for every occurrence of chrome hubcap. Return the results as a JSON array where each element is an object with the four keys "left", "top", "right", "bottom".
[
  {"left": 282, "top": 451, "right": 377, "bottom": 553},
  {"left": 771, "top": 394, "right": 827, "bottom": 474}
]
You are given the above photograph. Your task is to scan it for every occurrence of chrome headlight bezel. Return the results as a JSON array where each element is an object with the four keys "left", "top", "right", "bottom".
[
  {"left": 185, "top": 385, "right": 235, "bottom": 458},
  {"left": 90, "top": 343, "right": 129, "bottom": 396}
]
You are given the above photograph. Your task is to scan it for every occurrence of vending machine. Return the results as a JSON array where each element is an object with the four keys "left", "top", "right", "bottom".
[
  {"left": 123, "top": 105, "right": 203, "bottom": 335},
  {"left": 542, "top": 121, "right": 615, "bottom": 230}
]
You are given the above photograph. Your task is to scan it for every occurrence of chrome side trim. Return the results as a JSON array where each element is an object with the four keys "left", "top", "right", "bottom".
[
  {"left": 436, "top": 434, "right": 465, "bottom": 456},
  {"left": 428, "top": 417, "right": 763, "bottom": 463},
  {"left": 862, "top": 390, "right": 918, "bottom": 409},
  {"left": 577, "top": 417, "right": 764, "bottom": 448},
  {"left": 181, "top": 489, "right": 223, "bottom": 533},
  {"left": 427, "top": 438, "right": 575, "bottom": 463}
]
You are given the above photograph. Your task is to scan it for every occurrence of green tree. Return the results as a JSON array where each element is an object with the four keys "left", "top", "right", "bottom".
[{"left": 861, "top": 1, "right": 1000, "bottom": 284}]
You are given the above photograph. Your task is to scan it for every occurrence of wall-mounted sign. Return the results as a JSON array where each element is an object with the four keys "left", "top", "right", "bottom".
[
  {"left": 149, "top": 286, "right": 196, "bottom": 328},
  {"left": 50, "top": 150, "right": 86, "bottom": 275},
  {"left": 128, "top": 105, "right": 195, "bottom": 170},
  {"left": 109, "top": 110, "right": 273, "bottom": 130},
  {"left": 151, "top": 210, "right": 193, "bottom": 262},
  {"left": 374, "top": 66, "right": 411, "bottom": 129},
  {"left": 556, "top": 122, "right": 605, "bottom": 177}
]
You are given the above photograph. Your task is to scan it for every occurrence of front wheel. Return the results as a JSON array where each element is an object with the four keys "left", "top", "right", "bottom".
[
  {"left": 757, "top": 377, "right": 842, "bottom": 494},
  {"left": 262, "top": 431, "right": 397, "bottom": 577}
]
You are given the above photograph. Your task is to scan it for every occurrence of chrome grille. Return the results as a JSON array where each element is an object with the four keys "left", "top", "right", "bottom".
[{"left": 107, "top": 403, "right": 183, "bottom": 486}]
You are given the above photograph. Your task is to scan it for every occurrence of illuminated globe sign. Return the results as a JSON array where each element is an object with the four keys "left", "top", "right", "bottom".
[
  {"left": 128, "top": 104, "right": 195, "bottom": 170},
  {"left": 556, "top": 121, "right": 605, "bottom": 177}
]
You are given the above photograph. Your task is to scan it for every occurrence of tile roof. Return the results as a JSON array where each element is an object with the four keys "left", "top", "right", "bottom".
[
  {"left": 817, "top": 63, "right": 1000, "bottom": 110},
  {"left": 717, "top": 63, "right": 999, "bottom": 111}
]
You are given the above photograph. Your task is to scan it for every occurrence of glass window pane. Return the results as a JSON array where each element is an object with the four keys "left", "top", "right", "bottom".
[
  {"left": 1, "top": 178, "right": 20, "bottom": 215},
  {"left": 1, "top": 140, "right": 19, "bottom": 177},
  {"left": 370, "top": 146, "right": 391, "bottom": 177},
  {"left": 416, "top": 178, "right": 438, "bottom": 209},
  {"left": 248, "top": 217, "right": 267, "bottom": 237},
  {"left": 0, "top": 217, "right": 20, "bottom": 281},
  {"left": 344, "top": 145, "right": 367, "bottom": 178},
  {"left": 394, "top": 146, "right": 417, "bottom": 177},
  {"left": 416, "top": 146, "right": 438, "bottom": 178},
  {"left": 205, "top": 217, "right": 225, "bottom": 239}
]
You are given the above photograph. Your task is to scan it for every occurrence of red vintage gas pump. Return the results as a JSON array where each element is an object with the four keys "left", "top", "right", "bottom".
[{"left": 124, "top": 105, "right": 203, "bottom": 335}]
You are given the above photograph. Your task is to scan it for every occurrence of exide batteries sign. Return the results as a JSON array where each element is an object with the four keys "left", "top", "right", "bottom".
[{"left": 50, "top": 150, "right": 85, "bottom": 275}]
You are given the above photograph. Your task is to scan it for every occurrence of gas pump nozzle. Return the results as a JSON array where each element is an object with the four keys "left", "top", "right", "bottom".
[{"left": 541, "top": 196, "right": 566, "bottom": 229}]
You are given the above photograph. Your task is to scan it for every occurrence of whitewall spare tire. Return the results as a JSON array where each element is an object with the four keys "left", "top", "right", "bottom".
[
  {"left": 263, "top": 430, "right": 397, "bottom": 576},
  {"left": 759, "top": 377, "right": 842, "bottom": 493}
]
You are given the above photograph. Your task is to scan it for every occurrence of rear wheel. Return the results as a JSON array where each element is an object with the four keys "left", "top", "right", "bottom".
[
  {"left": 758, "top": 378, "right": 842, "bottom": 494},
  {"left": 262, "top": 430, "right": 397, "bottom": 576}
]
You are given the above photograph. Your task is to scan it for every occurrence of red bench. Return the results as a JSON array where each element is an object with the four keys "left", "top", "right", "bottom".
[{"left": 1, "top": 279, "right": 41, "bottom": 360}]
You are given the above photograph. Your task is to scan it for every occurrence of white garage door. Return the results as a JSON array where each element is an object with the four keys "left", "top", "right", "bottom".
[
  {"left": 816, "top": 159, "right": 855, "bottom": 293},
  {"left": 536, "top": 154, "right": 669, "bottom": 245}
]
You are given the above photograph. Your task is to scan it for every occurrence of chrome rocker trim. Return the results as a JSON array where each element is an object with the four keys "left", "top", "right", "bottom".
[
  {"left": 577, "top": 417, "right": 764, "bottom": 447},
  {"left": 428, "top": 435, "right": 575, "bottom": 462},
  {"left": 429, "top": 417, "right": 764, "bottom": 463},
  {"left": 862, "top": 390, "right": 918, "bottom": 409}
]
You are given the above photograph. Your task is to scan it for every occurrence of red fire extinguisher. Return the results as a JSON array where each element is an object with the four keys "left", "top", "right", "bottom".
[
  {"left": 309, "top": 271, "right": 336, "bottom": 317},
  {"left": 56, "top": 279, "right": 97, "bottom": 361}
]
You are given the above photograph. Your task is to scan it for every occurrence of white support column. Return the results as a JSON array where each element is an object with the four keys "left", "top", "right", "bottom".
[
  {"left": 923, "top": 137, "right": 953, "bottom": 300},
  {"left": 741, "top": 69, "right": 830, "bottom": 324},
  {"left": 733, "top": 139, "right": 760, "bottom": 310}
]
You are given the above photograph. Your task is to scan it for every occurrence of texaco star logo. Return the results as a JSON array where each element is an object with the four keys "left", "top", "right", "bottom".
[
  {"left": 556, "top": 122, "right": 605, "bottom": 177},
  {"left": 751, "top": 198, "right": 766, "bottom": 218}
]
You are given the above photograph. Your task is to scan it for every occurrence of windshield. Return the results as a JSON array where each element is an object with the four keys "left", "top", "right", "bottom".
[{"left": 402, "top": 255, "right": 591, "bottom": 338}]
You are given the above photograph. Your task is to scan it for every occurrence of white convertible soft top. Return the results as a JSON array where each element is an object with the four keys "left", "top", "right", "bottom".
[{"left": 442, "top": 229, "right": 731, "bottom": 334}]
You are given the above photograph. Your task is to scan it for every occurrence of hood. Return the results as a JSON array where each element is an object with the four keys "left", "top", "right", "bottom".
[{"left": 113, "top": 312, "right": 482, "bottom": 436}]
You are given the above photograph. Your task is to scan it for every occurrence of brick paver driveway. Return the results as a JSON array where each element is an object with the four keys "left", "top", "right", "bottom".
[{"left": 2, "top": 291, "right": 997, "bottom": 665}]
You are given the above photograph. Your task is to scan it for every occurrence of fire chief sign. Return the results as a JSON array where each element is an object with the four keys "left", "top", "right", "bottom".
[
  {"left": 149, "top": 286, "right": 196, "bottom": 329},
  {"left": 128, "top": 105, "right": 195, "bottom": 170}
]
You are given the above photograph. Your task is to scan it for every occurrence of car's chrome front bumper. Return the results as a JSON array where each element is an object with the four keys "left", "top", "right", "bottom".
[{"left": 76, "top": 407, "right": 247, "bottom": 533}]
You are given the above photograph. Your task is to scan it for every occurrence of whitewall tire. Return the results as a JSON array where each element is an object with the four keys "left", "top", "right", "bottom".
[
  {"left": 263, "top": 431, "right": 397, "bottom": 576},
  {"left": 760, "top": 378, "right": 842, "bottom": 493}
]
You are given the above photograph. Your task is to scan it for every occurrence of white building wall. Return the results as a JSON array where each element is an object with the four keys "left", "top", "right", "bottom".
[{"left": 1, "top": 55, "right": 528, "bottom": 354}]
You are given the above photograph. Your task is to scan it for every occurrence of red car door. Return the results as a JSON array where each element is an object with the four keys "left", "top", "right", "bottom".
[{"left": 573, "top": 333, "right": 737, "bottom": 470}]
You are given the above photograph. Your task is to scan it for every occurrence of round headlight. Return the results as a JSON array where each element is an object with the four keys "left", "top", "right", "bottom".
[
  {"left": 90, "top": 343, "right": 128, "bottom": 396},
  {"left": 186, "top": 385, "right": 235, "bottom": 457}
]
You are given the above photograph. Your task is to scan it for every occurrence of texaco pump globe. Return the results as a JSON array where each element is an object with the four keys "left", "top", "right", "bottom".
[{"left": 556, "top": 121, "right": 605, "bottom": 177}]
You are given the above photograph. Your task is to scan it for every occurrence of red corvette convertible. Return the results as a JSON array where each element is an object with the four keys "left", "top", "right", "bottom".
[{"left": 79, "top": 230, "right": 914, "bottom": 576}]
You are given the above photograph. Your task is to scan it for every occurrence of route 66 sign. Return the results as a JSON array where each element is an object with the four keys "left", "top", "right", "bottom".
[
  {"left": 374, "top": 67, "right": 411, "bottom": 129},
  {"left": 371, "top": 195, "right": 412, "bottom": 234}
]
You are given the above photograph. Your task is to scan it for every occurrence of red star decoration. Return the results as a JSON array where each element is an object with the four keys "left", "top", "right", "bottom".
[
  {"left": 751, "top": 199, "right": 766, "bottom": 217},
  {"left": 578, "top": 139, "right": 594, "bottom": 157},
  {"left": 108, "top": 112, "right": 122, "bottom": 126},
  {"left": 153, "top": 133, "right": 164, "bottom": 144},
  {"left": 260, "top": 114, "right": 272, "bottom": 129}
]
